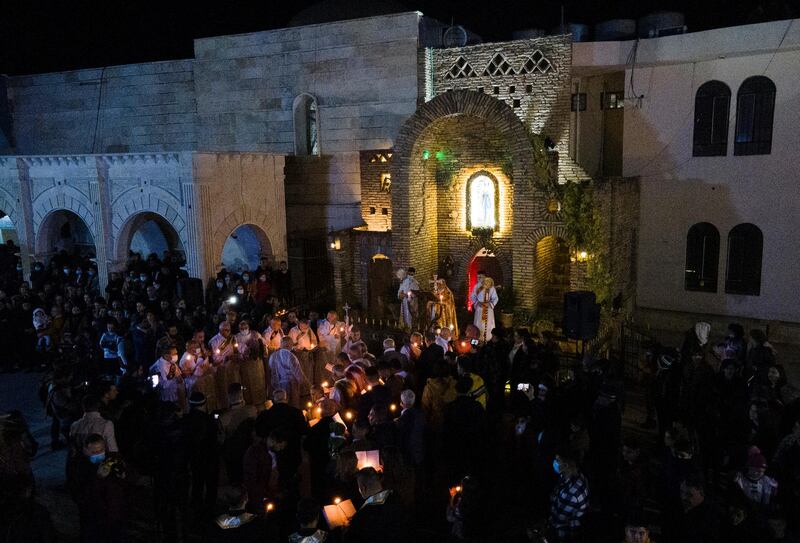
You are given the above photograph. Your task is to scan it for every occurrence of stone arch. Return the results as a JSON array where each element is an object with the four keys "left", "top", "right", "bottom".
[
  {"left": 293, "top": 92, "right": 321, "bottom": 156},
  {"left": 212, "top": 207, "right": 279, "bottom": 272},
  {"left": 35, "top": 209, "right": 96, "bottom": 256},
  {"left": 525, "top": 225, "right": 570, "bottom": 247},
  {"left": 32, "top": 185, "right": 95, "bottom": 236},
  {"left": 0, "top": 187, "right": 20, "bottom": 228},
  {"left": 111, "top": 187, "right": 185, "bottom": 242},
  {"left": 114, "top": 210, "right": 186, "bottom": 265}
]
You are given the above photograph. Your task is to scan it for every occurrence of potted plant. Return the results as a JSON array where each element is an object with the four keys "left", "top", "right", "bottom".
[{"left": 496, "top": 285, "right": 516, "bottom": 329}]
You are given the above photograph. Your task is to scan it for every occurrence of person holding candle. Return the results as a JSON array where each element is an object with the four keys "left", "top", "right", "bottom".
[
  {"left": 317, "top": 310, "right": 344, "bottom": 360},
  {"left": 396, "top": 268, "right": 420, "bottom": 331},
  {"left": 209, "top": 321, "right": 241, "bottom": 410},
  {"left": 264, "top": 316, "right": 286, "bottom": 354}
]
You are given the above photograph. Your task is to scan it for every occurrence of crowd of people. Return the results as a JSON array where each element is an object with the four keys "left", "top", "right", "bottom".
[{"left": 0, "top": 241, "right": 798, "bottom": 543}]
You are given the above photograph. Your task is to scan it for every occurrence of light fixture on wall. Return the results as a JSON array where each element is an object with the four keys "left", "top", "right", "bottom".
[
  {"left": 576, "top": 250, "right": 589, "bottom": 262},
  {"left": 328, "top": 231, "right": 342, "bottom": 251}
]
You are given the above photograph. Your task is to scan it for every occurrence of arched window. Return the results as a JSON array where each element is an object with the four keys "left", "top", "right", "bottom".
[
  {"left": 293, "top": 94, "right": 319, "bottom": 156},
  {"left": 466, "top": 172, "right": 499, "bottom": 231},
  {"left": 726, "top": 223, "right": 763, "bottom": 295},
  {"left": 693, "top": 81, "right": 731, "bottom": 156},
  {"left": 685, "top": 222, "right": 720, "bottom": 292},
  {"left": 734, "top": 76, "right": 775, "bottom": 156}
]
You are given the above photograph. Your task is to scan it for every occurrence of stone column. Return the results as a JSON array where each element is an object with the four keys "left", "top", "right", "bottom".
[
  {"left": 182, "top": 180, "right": 208, "bottom": 282},
  {"left": 14, "top": 158, "right": 36, "bottom": 281},
  {"left": 91, "top": 158, "right": 114, "bottom": 292}
]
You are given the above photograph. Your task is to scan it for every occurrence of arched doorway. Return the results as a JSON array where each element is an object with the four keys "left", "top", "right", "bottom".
[
  {"left": 467, "top": 248, "right": 504, "bottom": 310},
  {"left": 535, "top": 236, "right": 570, "bottom": 310},
  {"left": 118, "top": 212, "right": 185, "bottom": 263},
  {"left": 367, "top": 253, "right": 393, "bottom": 318},
  {"left": 0, "top": 212, "right": 18, "bottom": 245},
  {"left": 0, "top": 211, "right": 20, "bottom": 272},
  {"left": 221, "top": 224, "right": 273, "bottom": 273},
  {"left": 36, "top": 210, "right": 96, "bottom": 259}
]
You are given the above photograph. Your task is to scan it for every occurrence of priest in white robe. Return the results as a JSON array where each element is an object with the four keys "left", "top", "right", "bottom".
[
  {"left": 397, "top": 268, "right": 420, "bottom": 330},
  {"left": 470, "top": 276, "right": 498, "bottom": 344},
  {"left": 268, "top": 337, "right": 308, "bottom": 409},
  {"left": 317, "top": 310, "right": 344, "bottom": 357}
]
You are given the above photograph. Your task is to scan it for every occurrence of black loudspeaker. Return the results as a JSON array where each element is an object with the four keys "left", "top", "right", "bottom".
[
  {"left": 178, "top": 278, "right": 204, "bottom": 309},
  {"left": 563, "top": 291, "right": 600, "bottom": 340}
]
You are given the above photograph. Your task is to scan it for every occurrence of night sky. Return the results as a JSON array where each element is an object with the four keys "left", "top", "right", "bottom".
[{"left": 1, "top": 0, "right": 798, "bottom": 75}]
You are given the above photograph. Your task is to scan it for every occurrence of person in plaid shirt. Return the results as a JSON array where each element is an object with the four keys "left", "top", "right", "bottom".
[{"left": 549, "top": 451, "right": 590, "bottom": 542}]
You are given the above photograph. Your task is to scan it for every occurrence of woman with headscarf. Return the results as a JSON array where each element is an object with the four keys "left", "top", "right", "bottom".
[
  {"left": 470, "top": 277, "right": 498, "bottom": 344},
  {"left": 32, "top": 307, "right": 53, "bottom": 352}
]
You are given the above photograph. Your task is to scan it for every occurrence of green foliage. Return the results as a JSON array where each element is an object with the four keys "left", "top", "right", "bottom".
[
  {"left": 528, "top": 133, "right": 558, "bottom": 192},
  {"left": 496, "top": 285, "right": 517, "bottom": 312},
  {"left": 561, "top": 181, "right": 614, "bottom": 306}
]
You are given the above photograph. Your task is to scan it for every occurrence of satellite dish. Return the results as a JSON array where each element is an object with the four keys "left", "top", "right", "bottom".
[{"left": 443, "top": 25, "right": 468, "bottom": 48}]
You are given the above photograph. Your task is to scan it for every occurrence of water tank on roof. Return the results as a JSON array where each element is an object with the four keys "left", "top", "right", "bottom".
[
  {"left": 638, "top": 12, "right": 686, "bottom": 38},
  {"left": 595, "top": 19, "right": 636, "bottom": 41},
  {"left": 512, "top": 28, "right": 546, "bottom": 40},
  {"left": 550, "top": 23, "right": 590, "bottom": 42}
]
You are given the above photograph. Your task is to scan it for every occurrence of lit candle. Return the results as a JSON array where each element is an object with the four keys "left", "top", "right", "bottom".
[
  {"left": 389, "top": 403, "right": 397, "bottom": 412},
  {"left": 461, "top": 341, "right": 466, "bottom": 348},
  {"left": 412, "top": 342, "right": 418, "bottom": 347},
  {"left": 265, "top": 502, "right": 274, "bottom": 512},
  {"left": 315, "top": 407, "right": 322, "bottom": 416},
  {"left": 322, "top": 381, "right": 329, "bottom": 388},
  {"left": 439, "top": 294, "right": 443, "bottom": 301},
  {"left": 345, "top": 411, "right": 353, "bottom": 421},
  {"left": 306, "top": 402, "right": 313, "bottom": 409},
  {"left": 334, "top": 497, "right": 341, "bottom": 505},
  {"left": 407, "top": 291, "right": 412, "bottom": 298},
  {"left": 456, "top": 485, "right": 462, "bottom": 493},
  {"left": 186, "top": 354, "right": 192, "bottom": 360},
  {"left": 215, "top": 348, "right": 220, "bottom": 355}
]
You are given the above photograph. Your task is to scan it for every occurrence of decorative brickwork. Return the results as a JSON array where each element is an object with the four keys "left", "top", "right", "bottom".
[{"left": 359, "top": 150, "right": 393, "bottom": 232}]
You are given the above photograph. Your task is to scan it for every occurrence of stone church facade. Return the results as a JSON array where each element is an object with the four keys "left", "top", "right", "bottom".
[{"left": 0, "top": 10, "right": 637, "bottom": 317}]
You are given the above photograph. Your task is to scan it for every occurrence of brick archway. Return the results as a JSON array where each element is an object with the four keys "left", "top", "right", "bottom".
[
  {"left": 525, "top": 225, "right": 570, "bottom": 247},
  {"left": 390, "top": 90, "right": 536, "bottom": 286}
]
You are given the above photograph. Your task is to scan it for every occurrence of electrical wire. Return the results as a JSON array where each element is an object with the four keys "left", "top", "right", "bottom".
[{"left": 90, "top": 66, "right": 106, "bottom": 154}]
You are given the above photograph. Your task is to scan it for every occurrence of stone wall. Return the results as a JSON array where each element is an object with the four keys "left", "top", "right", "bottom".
[
  {"left": 193, "top": 12, "right": 422, "bottom": 154},
  {"left": 8, "top": 60, "right": 197, "bottom": 154}
]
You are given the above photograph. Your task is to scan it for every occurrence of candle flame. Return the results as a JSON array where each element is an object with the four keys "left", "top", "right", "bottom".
[
  {"left": 334, "top": 497, "right": 341, "bottom": 505},
  {"left": 266, "top": 502, "right": 274, "bottom": 512}
]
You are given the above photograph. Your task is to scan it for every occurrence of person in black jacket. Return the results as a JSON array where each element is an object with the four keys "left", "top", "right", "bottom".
[
  {"left": 345, "top": 467, "right": 410, "bottom": 543},
  {"left": 304, "top": 399, "right": 337, "bottom": 501},
  {"left": 255, "top": 389, "right": 308, "bottom": 476},
  {"left": 182, "top": 392, "right": 219, "bottom": 516},
  {"left": 442, "top": 376, "right": 488, "bottom": 482},
  {"left": 416, "top": 332, "right": 444, "bottom": 394},
  {"left": 395, "top": 389, "right": 425, "bottom": 469}
]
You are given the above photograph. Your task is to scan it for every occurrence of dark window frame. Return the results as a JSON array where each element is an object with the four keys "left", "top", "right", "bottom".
[
  {"left": 600, "top": 91, "right": 624, "bottom": 110},
  {"left": 571, "top": 93, "right": 587, "bottom": 112},
  {"left": 685, "top": 222, "right": 720, "bottom": 292},
  {"left": 734, "top": 76, "right": 776, "bottom": 156},
  {"left": 693, "top": 80, "right": 731, "bottom": 157},
  {"left": 725, "top": 223, "right": 763, "bottom": 296}
]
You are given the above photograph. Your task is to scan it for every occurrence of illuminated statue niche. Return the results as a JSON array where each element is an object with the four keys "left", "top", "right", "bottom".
[{"left": 466, "top": 171, "right": 499, "bottom": 231}]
